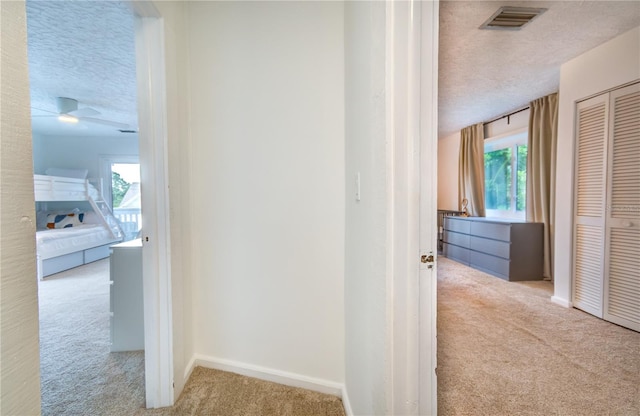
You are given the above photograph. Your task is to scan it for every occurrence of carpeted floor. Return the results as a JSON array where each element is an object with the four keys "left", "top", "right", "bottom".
[
  {"left": 135, "top": 366, "right": 345, "bottom": 416},
  {"left": 39, "top": 259, "right": 146, "bottom": 416},
  {"left": 41, "top": 256, "right": 639, "bottom": 415},
  {"left": 38, "top": 259, "right": 344, "bottom": 416},
  {"left": 437, "top": 256, "right": 640, "bottom": 415}
]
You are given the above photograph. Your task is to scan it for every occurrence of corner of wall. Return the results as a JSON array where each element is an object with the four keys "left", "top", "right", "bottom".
[
  {"left": 341, "top": 385, "right": 354, "bottom": 416},
  {"left": 193, "top": 354, "right": 345, "bottom": 397},
  {"left": 550, "top": 296, "right": 572, "bottom": 308}
]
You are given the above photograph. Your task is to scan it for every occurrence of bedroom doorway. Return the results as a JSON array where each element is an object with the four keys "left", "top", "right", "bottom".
[{"left": 26, "top": 0, "right": 149, "bottom": 413}]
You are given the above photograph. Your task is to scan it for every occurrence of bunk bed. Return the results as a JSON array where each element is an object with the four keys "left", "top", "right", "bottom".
[{"left": 34, "top": 173, "right": 124, "bottom": 279}]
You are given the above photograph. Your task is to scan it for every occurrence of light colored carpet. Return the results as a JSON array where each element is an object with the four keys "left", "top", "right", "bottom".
[
  {"left": 437, "top": 256, "right": 640, "bottom": 415},
  {"left": 39, "top": 259, "right": 344, "bottom": 416},
  {"left": 136, "top": 366, "right": 345, "bottom": 416},
  {"left": 39, "top": 259, "right": 146, "bottom": 416}
]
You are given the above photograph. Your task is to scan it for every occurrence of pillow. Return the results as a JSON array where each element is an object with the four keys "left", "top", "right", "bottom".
[{"left": 46, "top": 210, "right": 85, "bottom": 229}]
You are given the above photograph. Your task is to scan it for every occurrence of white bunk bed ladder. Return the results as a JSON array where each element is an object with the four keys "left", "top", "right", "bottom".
[{"left": 86, "top": 179, "right": 124, "bottom": 241}]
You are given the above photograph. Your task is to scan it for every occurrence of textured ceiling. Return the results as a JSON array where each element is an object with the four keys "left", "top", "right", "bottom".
[
  {"left": 26, "top": 0, "right": 137, "bottom": 137},
  {"left": 25, "top": 1, "right": 640, "bottom": 138},
  {"left": 439, "top": 0, "right": 640, "bottom": 137}
]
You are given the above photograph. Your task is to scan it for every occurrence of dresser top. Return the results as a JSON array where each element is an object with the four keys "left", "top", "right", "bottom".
[
  {"left": 447, "top": 216, "right": 535, "bottom": 225},
  {"left": 112, "top": 238, "right": 142, "bottom": 249}
]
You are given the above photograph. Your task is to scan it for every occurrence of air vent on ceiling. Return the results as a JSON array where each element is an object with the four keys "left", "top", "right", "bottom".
[
  {"left": 479, "top": 6, "right": 547, "bottom": 31},
  {"left": 119, "top": 129, "right": 137, "bottom": 134}
]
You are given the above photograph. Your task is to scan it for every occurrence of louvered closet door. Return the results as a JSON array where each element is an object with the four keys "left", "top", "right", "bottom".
[
  {"left": 573, "top": 94, "right": 608, "bottom": 318},
  {"left": 604, "top": 83, "right": 640, "bottom": 332}
]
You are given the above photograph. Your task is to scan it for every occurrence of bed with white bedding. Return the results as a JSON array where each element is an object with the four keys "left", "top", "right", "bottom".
[{"left": 35, "top": 170, "right": 123, "bottom": 279}]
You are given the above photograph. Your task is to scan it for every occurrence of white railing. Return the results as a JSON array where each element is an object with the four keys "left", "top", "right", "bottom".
[{"left": 113, "top": 208, "right": 142, "bottom": 241}]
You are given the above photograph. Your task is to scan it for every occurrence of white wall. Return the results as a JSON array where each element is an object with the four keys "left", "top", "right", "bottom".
[
  {"left": 344, "top": 2, "right": 388, "bottom": 414},
  {"left": 186, "top": 1, "right": 345, "bottom": 388},
  {"left": 437, "top": 109, "right": 530, "bottom": 211},
  {"left": 32, "top": 133, "right": 139, "bottom": 178},
  {"left": 0, "top": 1, "right": 41, "bottom": 414},
  {"left": 553, "top": 26, "right": 640, "bottom": 306}
]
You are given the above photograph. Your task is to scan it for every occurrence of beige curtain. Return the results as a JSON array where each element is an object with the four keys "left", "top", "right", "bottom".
[
  {"left": 526, "top": 93, "right": 558, "bottom": 280},
  {"left": 458, "top": 123, "right": 486, "bottom": 217}
]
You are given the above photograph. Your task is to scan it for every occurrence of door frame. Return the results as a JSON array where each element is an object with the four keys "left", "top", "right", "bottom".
[
  {"left": 387, "top": 0, "right": 439, "bottom": 414},
  {"left": 418, "top": 2, "right": 439, "bottom": 415},
  {"left": 130, "top": 1, "right": 174, "bottom": 408}
]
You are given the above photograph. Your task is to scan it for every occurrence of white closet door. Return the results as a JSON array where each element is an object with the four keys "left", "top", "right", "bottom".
[
  {"left": 573, "top": 94, "right": 608, "bottom": 318},
  {"left": 604, "top": 83, "right": 640, "bottom": 331}
]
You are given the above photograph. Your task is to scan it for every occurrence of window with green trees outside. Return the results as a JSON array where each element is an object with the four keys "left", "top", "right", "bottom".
[{"left": 484, "top": 131, "right": 527, "bottom": 219}]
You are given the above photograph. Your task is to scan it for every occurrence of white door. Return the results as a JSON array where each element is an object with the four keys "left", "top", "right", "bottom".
[
  {"left": 573, "top": 82, "right": 640, "bottom": 332},
  {"left": 573, "top": 93, "right": 609, "bottom": 318},
  {"left": 603, "top": 83, "right": 640, "bottom": 331},
  {"left": 132, "top": 6, "right": 174, "bottom": 408},
  {"left": 419, "top": 1, "right": 439, "bottom": 414},
  {"left": 388, "top": 1, "right": 438, "bottom": 413}
]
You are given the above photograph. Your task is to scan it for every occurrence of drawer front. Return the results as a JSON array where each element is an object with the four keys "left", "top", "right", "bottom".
[
  {"left": 470, "top": 236, "right": 510, "bottom": 259},
  {"left": 444, "top": 217, "right": 471, "bottom": 234},
  {"left": 444, "top": 243, "right": 469, "bottom": 264},
  {"left": 470, "top": 221, "right": 511, "bottom": 241},
  {"left": 85, "top": 244, "right": 111, "bottom": 263},
  {"left": 444, "top": 230, "right": 470, "bottom": 248},
  {"left": 469, "top": 251, "right": 510, "bottom": 279},
  {"left": 42, "top": 252, "right": 84, "bottom": 276}
]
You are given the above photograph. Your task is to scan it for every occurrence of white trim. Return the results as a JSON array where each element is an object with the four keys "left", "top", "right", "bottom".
[
  {"left": 134, "top": 6, "right": 174, "bottom": 408},
  {"left": 384, "top": 0, "right": 396, "bottom": 413},
  {"left": 387, "top": 1, "right": 424, "bottom": 414},
  {"left": 551, "top": 296, "right": 573, "bottom": 308},
  {"left": 190, "top": 354, "right": 344, "bottom": 397},
  {"left": 341, "top": 386, "right": 354, "bottom": 416},
  {"left": 419, "top": 1, "right": 439, "bottom": 415},
  {"left": 183, "top": 355, "right": 197, "bottom": 383}
]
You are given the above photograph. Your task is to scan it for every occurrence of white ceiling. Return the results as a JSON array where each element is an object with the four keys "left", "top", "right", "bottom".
[
  {"left": 25, "top": 1, "right": 640, "bottom": 139},
  {"left": 26, "top": 0, "right": 137, "bottom": 137},
  {"left": 439, "top": 0, "right": 640, "bottom": 137}
]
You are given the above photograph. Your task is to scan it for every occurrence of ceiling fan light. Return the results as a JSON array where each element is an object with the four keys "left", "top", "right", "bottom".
[{"left": 58, "top": 114, "right": 79, "bottom": 124}]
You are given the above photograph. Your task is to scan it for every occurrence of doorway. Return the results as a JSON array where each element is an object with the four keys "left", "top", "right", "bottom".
[{"left": 25, "top": 0, "right": 146, "bottom": 413}]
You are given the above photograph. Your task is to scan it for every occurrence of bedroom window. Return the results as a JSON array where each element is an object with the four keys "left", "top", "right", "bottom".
[
  {"left": 111, "top": 163, "right": 141, "bottom": 241},
  {"left": 484, "top": 130, "right": 527, "bottom": 219}
]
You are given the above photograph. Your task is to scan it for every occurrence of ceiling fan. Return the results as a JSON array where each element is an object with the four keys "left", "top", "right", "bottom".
[{"left": 32, "top": 97, "right": 130, "bottom": 129}]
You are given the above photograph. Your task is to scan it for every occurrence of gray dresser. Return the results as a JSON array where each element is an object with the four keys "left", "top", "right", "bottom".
[{"left": 443, "top": 216, "right": 544, "bottom": 281}]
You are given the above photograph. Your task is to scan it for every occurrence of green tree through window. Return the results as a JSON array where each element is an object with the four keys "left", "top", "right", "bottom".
[
  {"left": 485, "top": 148, "right": 512, "bottom": 210},
  {"left": 112, "top": 171, "right": 130, "bottom": 208},
  {"left": 484, "top": 131, "right": 528, "bottom": 218},
  {"left": 516, "top": 144, "right": 527, "bottom": 212}
]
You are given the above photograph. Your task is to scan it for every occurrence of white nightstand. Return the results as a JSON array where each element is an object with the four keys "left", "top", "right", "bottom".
[{"left": 109, "top": 238, "right": 144, "bottom": 352}]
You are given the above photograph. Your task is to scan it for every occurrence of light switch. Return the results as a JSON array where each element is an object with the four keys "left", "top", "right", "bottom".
[{"left": 355, "top": 172, "right": 361, "bottom": 202}]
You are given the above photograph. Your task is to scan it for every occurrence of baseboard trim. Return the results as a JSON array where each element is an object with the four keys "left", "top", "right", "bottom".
[
  {"left": 191, "top": 354, "right": 344, "bottom": 398},
  {"left": 551, "top": 296, "right": 572, "bottom": 308},
  {"left": 341, "top": 386, "right": 354, "bottom": 416},
  {"left": 184, "top": 355, "right": 197, "bottom": 383}
]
